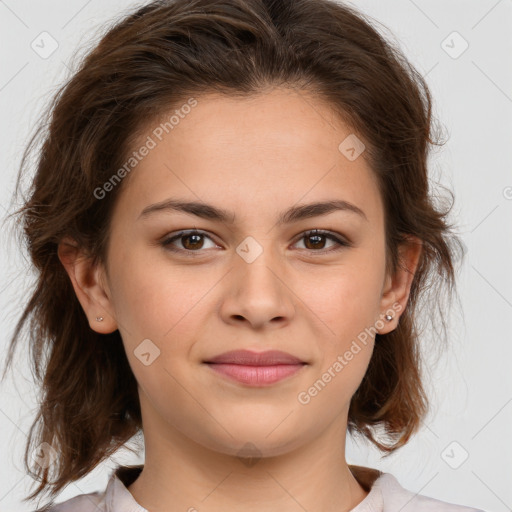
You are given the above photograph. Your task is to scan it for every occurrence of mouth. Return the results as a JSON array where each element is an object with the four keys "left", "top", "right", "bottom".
[{"left": 203, "top": 350, "right": 308, "bottom": 387}]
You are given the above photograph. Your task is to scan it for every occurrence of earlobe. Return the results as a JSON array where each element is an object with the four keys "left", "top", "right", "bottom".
[
  {"left": 57, "top": 237, "right": 118, "bottom": 334},
  {"left": 377, "top": 236, "right": 423, "bottom": 334}
]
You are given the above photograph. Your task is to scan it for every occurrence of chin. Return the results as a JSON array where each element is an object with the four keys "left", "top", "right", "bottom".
[{"left": 194, "top": 424, "right": 306, "bottom": 460}]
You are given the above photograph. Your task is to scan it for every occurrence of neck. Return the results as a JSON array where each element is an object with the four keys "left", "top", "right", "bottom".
[{"left": 126, "top": 415, "right": 373, "bottom": 512}]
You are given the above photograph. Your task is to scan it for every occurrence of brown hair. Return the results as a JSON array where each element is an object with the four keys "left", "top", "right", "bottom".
[{"left": 2, "top": 0, "right": 464, "bottom": 507}]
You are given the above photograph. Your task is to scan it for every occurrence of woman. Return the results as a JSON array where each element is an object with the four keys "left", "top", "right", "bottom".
[{"left": 2, "top": 0, "right": 485, "bottom": 510}]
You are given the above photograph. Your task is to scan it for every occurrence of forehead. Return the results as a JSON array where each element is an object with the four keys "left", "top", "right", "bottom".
[{"left": 112, "top": 88, "right": 383, "bottom": 227}]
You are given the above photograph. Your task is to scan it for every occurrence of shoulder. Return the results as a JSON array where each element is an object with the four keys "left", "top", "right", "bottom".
[
  {"left": 31, "top": 489, "right": 105, "bottom": 512},
  {"left": 30, "top": 465, "right": 145, "bottom": 512},
  {"left": 374, "top": 472, "right": 487, "bottom": 512},
  {"left": 30, "top": 479, "right": 108, "bottom": 512}
]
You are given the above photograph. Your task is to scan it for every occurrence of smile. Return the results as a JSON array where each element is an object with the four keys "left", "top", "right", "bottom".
[{"left": 205, "top": 362, "right": 307, "bottom": 386}]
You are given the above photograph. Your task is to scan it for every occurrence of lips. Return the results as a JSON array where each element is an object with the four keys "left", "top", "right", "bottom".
[
  {"left": 204, "top": 350, "right": 307, "bottom": 386},
  {"left": 204, "top": 349, "right": 305, "bottom": 365}
]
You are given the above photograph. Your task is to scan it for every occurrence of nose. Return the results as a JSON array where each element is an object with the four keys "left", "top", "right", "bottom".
[{"left": 219, "top": 245, "right": 296, "bottom": 331}]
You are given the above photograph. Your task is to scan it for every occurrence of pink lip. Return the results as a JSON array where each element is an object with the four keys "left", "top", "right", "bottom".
[
  {"left": 205, "top": 349, "right": 304, "bottom": 365},
  {"left": 204, "top": 350, "right": 307, "bottom": 386}
]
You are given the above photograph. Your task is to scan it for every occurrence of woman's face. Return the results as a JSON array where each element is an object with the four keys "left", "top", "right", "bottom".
[{"left": 68, "top": 87, "right": 418, "bottom": 458}]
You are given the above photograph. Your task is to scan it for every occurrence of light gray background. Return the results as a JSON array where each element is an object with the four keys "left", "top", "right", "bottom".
[{"left": 0, "top": 1, "right": 511, "bottom": 511}]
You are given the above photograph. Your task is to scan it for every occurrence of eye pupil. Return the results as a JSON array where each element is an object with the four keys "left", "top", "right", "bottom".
[
  {"left": 304, "top": 233, "right": 326, "bottom": 250},
  {"left": 182, "top": 233, "right": 203, "bottom": 250},
  {"left": 163, "top": 229, "right": 347, "bottom": 255}
]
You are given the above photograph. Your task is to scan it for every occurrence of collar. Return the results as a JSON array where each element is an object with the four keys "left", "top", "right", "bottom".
[
  {"left": 105, "top": 463, "right": 387, "bottom": 512},
  {"left": 105, "top": 464, "right": 147, "bottom": 512}
]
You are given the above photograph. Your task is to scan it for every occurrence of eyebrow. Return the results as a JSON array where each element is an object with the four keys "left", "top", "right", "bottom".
[{"left": 138, "top": 198, "right": 368, "bottom": 224}]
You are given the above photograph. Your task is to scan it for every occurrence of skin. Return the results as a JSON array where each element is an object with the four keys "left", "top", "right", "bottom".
[{"left": 58, "top": 87, "right": 422, "bottom": 512}]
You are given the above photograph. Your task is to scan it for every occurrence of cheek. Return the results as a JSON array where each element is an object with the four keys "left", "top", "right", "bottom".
[
  {"left": 295, "top": 281, "right": 377, "bottom": 421},
  {"left": 107, "top": 243, "right": 208, "bottom": 344},
  {"left": 108, "top": 253, "right": 210, "bottom": 403},
  {"left": 301, "top": 258, "right": 385, "bottom": 342}
]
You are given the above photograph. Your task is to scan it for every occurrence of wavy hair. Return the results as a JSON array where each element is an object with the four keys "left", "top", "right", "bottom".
[{"left": 2, "top": 0, "right": 464, "bottom": 507}]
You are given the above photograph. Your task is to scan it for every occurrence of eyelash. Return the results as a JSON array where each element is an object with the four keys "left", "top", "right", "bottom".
[{"left": 160, "top": 229, "right": 351, "bottom": 256}]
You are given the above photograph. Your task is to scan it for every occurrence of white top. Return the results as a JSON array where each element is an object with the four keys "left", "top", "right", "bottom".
[{"left": 36, "top": 464, "right": 486, "bottom": 512}]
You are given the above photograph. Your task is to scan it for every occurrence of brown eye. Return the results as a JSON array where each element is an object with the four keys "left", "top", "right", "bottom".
[
  {"left": 161, "top": 230, "right": 217, "bottom": 253},
  {"left": 303, "top": 232, "right": 327, "bottom": 250},
  {"left": 160, "top": 228, "right": 351, "bottom": 256},
  {"left": 180, "top": 233, "right": 204, "bottom": 250},
  {"left": 294, "top": 229, "right": 351, "bottom": 253}
]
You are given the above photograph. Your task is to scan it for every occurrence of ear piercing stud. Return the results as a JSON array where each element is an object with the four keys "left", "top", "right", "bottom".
[{"left": 97, "top": 311, "right": 393, "bottom": 324}]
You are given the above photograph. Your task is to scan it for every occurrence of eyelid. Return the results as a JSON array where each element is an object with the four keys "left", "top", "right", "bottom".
[
  {"left": 161, "top": 229, "right": 219, "bottom": 254},
  {"left": 161, "top": 228, "right": 352, "bottom": 255},
  {"left": 291, "top": 229, "right": 352, "bottom": 256}
]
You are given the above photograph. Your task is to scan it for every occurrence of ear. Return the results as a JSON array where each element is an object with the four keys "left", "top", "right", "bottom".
[
  {"left": 57, "top": 236, "right": 118, "bottom": 334},
  {"left": 377, "top": 235, "right": 423, "bottom": 334}
]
